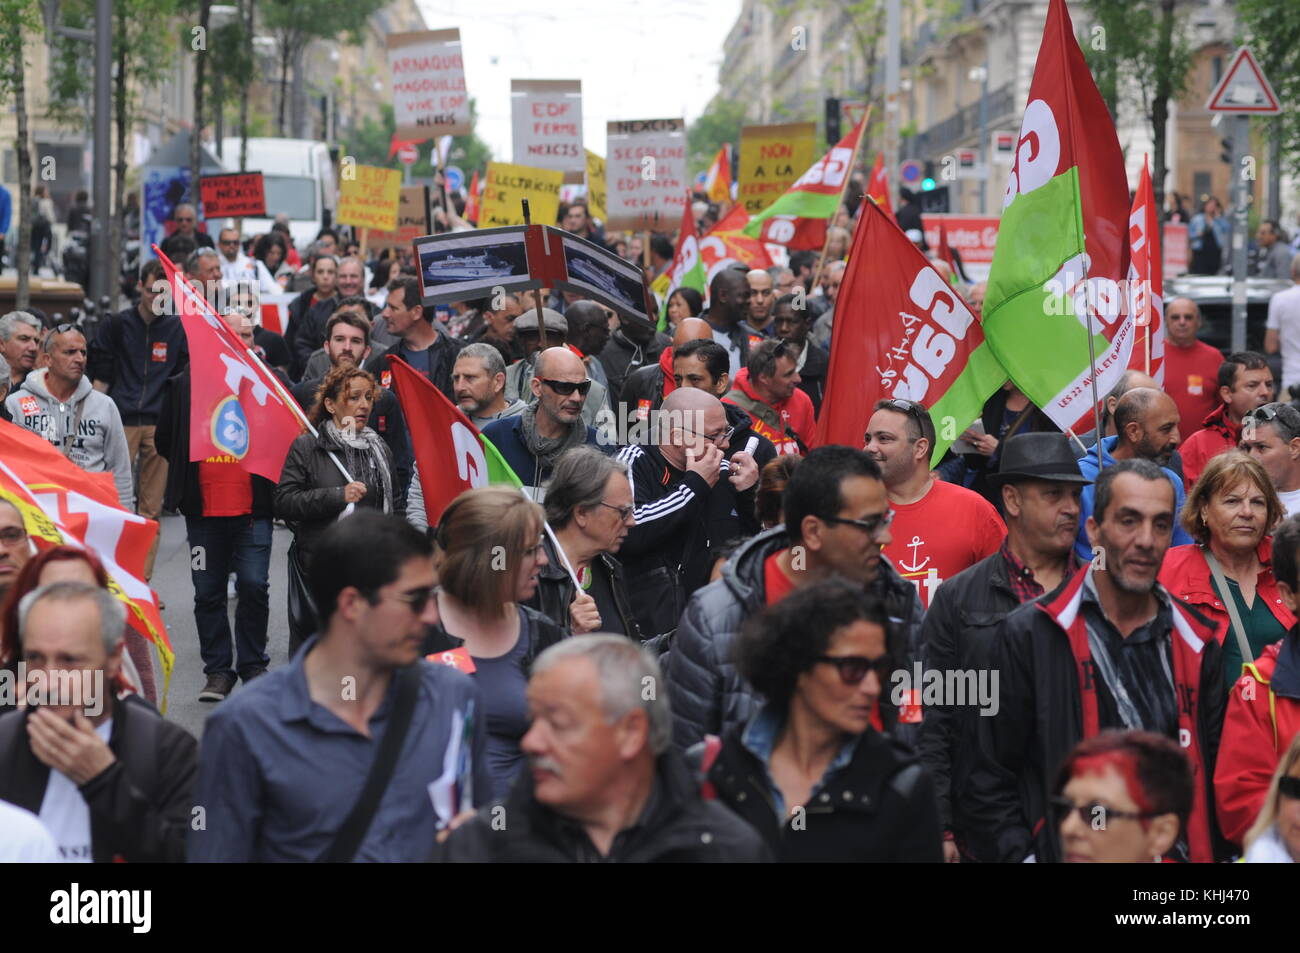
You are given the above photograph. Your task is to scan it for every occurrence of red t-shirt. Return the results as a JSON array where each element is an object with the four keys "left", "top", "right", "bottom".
[
  {"left": 1163, "top": 340, "right": 1223, "bottom": 435},
  {"left": 882, "top": 479, "right": 1005, "bottom": 608},
  {"left": 763, "top": 551, "right": 797, "bottom": 605},
  {"left": 198, "top": 456, "right": 254, "bottom": 516}
]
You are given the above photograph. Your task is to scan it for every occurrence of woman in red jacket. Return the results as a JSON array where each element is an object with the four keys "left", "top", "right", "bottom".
[
  {"left": 1159, "top": 451, "right": 1293, "bottom": 694},
  {"left": 1214, "top": 515, "right": 1300, "bottom": 849}
]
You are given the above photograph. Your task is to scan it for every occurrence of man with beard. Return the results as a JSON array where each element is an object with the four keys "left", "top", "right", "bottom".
[
  {"left": 450, "top": 343, "right": 527, "bottom": 429},
  {"left": 1074, "top": 387, "right": 1193, "bottom": 560},
  {"left": 919, "top": 433, "right": 1090, "bottom": 861}
]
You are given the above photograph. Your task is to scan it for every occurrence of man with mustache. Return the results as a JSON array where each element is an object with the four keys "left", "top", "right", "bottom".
[
  {"left": 970, "top": 459, "right": 1228, "bottom": 863},
  {"left": 919, "top": 433, "right": 1090, "bottom": 862}
]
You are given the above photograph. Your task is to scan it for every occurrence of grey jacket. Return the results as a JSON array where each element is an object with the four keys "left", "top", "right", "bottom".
[{"left": 6, "top": 369, "right": 135, "bottom": 509}]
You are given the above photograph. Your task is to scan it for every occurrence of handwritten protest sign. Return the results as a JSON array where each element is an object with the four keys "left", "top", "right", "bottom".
[
  {"left": 605, "top": 118, "right": 686, "bottom": 232},
  {"left": 386, "top": 29, "right": 471, "bottom": 140},
  {"left": 367, "top": 187, "right": 432, "bottom": 251},
  {"left": 337, "top": 165, "right": 403, "bottom": 231},
  {"left": 585, "top": 150, "right": 607, "bottom": 223},
  {"left": 199, "top": 172, "right": 266, "bottom": 218},
  {"left": 737, "top": 122, "right": 816, "bottom": 215},
  {"left": 478, "top": 162, "right": 563, "bottom": 228},
  {"left": 511, "top": 79, "right": 584, "bottom": 183}
]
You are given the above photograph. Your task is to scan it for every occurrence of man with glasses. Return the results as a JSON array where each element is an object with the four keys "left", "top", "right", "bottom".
[
  {"left": 724, "top": 338, "right": 815, "bottom": 456},
  {"left": 616, "top": 387, "right": 760, "bottom": 640},
  {"left": 667, "top": 445, "right": 924, "bottom": 751},
  {"left": 190, "top": 511, "right": 490, "bottom": 862},
  {"left": 1240, "top": 403, "right": 1300, "bottom": 517},
  {"left": 0, "top": 500, "right": 33, "bottom": 607},
  {"left": 672, "top": 338, "right": 777, "bottom": 472},
  {"left": 482, "top": 347, "right": 605, "bottom": 501},
  {"left": 1163, "top": 298, "right": 1223, "bottom": 432},
  {"left": 920, "top": 433, "right": 1089, "bottom": 861},
  {"left": 158, "top": 203, "right": 213, "bottom": 261},
  {"left": 865, "top": 398, "right": 1004, "bottom": 608}
]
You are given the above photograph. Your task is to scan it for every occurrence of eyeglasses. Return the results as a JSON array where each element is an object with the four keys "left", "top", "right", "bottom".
[
  {"left": 816, "top": 654, "right": 893, "bottom": 685},
  {"left": 523, "top": 536, "right": 547, "bottom": 560},
  {"left": 822, "top": 509, "right": 895, "bottom": 540},
  {"left": 596, "top": 501, "right": 634, "bottom": 521},
  {"left": 1049, "top": 795, "right": 1158, "bottom": 827},
  {"left": 676, "top": 423, "right": 735, "bottom": 446},
  {"left": 388, "top": 584, "right": 441, "bottom": 615},
  {"left": 541, "top": 378, "right": 592, "bottom": 397},
  {"left": 1279, "top": 776, "right": 1300, "bottom": 800},
  {"left": 0, "top": 526, "right": 28, "bottom": 546}
]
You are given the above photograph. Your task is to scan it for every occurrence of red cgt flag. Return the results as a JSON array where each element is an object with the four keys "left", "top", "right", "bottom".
[
  {"left": 1126, "top": 157, "right": 1165, "bottom": 382},
  {"left": 866, "top": 152, "right": 893, "bottom": 218},
  {"left": 155, "top": 246, "right": 305, "bottom": 482}
]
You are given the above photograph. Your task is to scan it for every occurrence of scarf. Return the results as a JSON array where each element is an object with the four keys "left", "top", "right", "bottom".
[
  {"left": 322, "top": 419, "right": 393, "bottom": 514},
  {"left": 519, "top": 404, "right": 587, "bottom": 471}
]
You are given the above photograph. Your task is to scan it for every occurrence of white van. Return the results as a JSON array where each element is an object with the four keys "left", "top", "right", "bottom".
[{"left": 219, "top": 138, "right": 337, "bottom": 253}]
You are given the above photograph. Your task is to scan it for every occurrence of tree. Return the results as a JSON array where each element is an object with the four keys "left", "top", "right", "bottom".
[
  {"left": 1082, "top": 0, "right": 1195, "bottom": 207},
  {"left": 687, "top": 99, "right": 746, "bottom": 177},
  {"left": 0, "top": 0, "right": 42, "bottom": 307},
  {"left": 1237, "top": 0, "right": 1300, "bottom": 179},
  {"left": 339, "top": 101, "right": 493, "bottom": 187}
]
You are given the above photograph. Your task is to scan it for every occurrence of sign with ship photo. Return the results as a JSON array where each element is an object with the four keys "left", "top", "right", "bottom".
[
  {"left": 413, "top": 226, "right": 538, "bottom": 306},
  {"left": 553, "top": 230, "right": 655, "bottom": 328}
]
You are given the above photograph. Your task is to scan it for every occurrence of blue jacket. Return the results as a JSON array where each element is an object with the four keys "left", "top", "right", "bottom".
[
  {"left": 480, "top": 414, "right": 605, "bottom": 496},
  {"left": 89, "top": 305, "right": 190, "bottom": 426},
  {"left": 1074, "top": 435, "right": 1194, "bottom": 560}
]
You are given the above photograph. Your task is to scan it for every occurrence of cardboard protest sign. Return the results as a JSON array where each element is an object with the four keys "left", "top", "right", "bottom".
[
  {"left": 511, "top": 79, "right": 584, "bottom": 183},
  {"left": 737, "top": 122, "right": 817, "bottom": 215},
  {"left": 367, "top": 187, "right": 432, "bottom": 251},
  {"left": 585, "top": 149, "right": 607, "bottom": 223},
  {"left": 478, "top": 161, "right": 563, "bottom": 229},
  {"left": 605, "top": 118, "right": 687, "bottom": 232},
  {"left": 199, "top": 172, "right": 266, "bottom": 218},
  {"left": 386, "top": 29, "right": 471, "bottom": 140},
  {"left": 337, "top": 164, "right": 403, "bottom": 231}
]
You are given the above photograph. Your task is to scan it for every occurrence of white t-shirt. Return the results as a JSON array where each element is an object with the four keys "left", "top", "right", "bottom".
[
  {"left": 37, "top": 718, "right": 112, "bottom": 863},
  {"left": 1265, "top": 284, "right": 1300, "bottom": 393},
  {"left": 1278, "top": 486, "right": 1300, "bottom": 519},
  {"left": 0, "top": 799, "right": 59, "bottom": 862}
]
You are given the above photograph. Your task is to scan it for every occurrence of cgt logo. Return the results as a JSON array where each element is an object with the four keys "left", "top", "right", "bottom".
[
  {"left": 210, "top": 396, "right": 249, "bottom": 458},
  {"left": 50, "top": 883, "right": 151, "bottom": 933}
]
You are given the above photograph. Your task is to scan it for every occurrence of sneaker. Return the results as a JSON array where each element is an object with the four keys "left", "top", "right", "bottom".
[{"left": 198, "top": 673, "right": 236, "bottom": 702}]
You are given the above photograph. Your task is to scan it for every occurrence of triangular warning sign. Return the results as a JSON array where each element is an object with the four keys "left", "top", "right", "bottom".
[{"left": 1205, "top": 46, "right": 1281, "bottom": 114}]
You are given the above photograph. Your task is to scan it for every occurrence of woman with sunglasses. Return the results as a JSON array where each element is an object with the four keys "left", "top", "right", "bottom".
[
  {"left": 705, "top": 578, "right": 942, "bottom": 861},
  {"left": 1159, "top": 451, "right": 1293, "bottom": 695},
  {"left": 423, "top": 487, "right": 566, "bottom": 800},
  {"left": 1053, "top": 730, "right": 1193, "bottom": 863},
  {"left": 1241, "top": 732, "right": 1300, "bottom": 862},
  {"left": 530, "top": 448, "right": 643, "bottom": 641}
]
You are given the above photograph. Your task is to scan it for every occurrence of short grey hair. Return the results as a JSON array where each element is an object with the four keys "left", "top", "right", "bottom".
[
  {"left": 456, "top": 342, "right": 506, "bottom": 379},
  {"left": 0, "top": 352, "right": 9, "bottom": 388},
  {"left": 184, "top": 247, "right": 221, "bottom": 276},
  {"left": 42, "top": 323, "right": 85, "bottom": 353},
  {"left": 767, "top": 266, "right": 793, "bottom": 283},
  {"left": 543, "top": 447, "right": 629, "bottom": 529},
  {"left": 532, "top": 635, "right": 672, "bottom": 755},
  {"left": 18, "top": 581, "right": 125, "bottom": 655},
  {"left": 0, "top": 311, "right": 41, "bottom": 342}
]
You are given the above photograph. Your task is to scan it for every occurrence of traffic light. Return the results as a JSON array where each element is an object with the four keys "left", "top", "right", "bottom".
[
  {"left": 922, "top": 160, "right": 937, "bottom": 191},
  {"left": 825, "top": 97, "right": 842, "bottom": 146},
  {"left": 1220, "top": 137, "right": 1233, "bottom": 164}
]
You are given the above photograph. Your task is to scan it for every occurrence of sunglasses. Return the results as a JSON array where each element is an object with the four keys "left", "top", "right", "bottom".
[
  {"left": 541, "top": 378, "right": 592, "bottom": 396},
  {"left": 1049, "top": 795, "right": 1157, "bottom": 827},
  {"left": 388, "top": 584, "right": 440, "bottom": 615},
  {"left": 816, "top": 654, "right": 893, "bottom": 686},
  {"left": 1279, "top": 776, "right": 1300, "bottom": 800},
  {"left": 822, "top": 509, "right": 895, "bottom": 540},
  {"left": 1247, "top": 404, "right": 1300, "bottom": 429}
]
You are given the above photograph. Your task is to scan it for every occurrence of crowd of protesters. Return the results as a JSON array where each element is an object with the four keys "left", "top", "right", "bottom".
[{"left": 1, "top": 178, "right": 1299, "bottom": 866}]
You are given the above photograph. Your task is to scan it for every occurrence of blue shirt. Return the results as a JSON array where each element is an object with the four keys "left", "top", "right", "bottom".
[
  {"left": 1074, "top": 435, "right": 1194, "bottom": 561},
  {"left": 741, "top": 705, "right": 858, "bottom": 820},
  {"left": 469, "top": 619, "right": 532, "bottom": 801},
  {"left": 189, "top": 638, "right": 489, "bottom": 862}
]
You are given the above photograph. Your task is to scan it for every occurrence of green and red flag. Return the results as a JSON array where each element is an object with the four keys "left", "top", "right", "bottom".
[
  {"left": 742, "top": 111, "right": 867, "bottom": 250},
  {"left": 701, "top": 203, "right": 774, "bottom": 273},
  {"left": 386, "top": 355, "right": 522, "bottom": 527},
  {"left": 659, "top": 192, "right": 708, "bottom": 329},
  {"left": 815, "top": 196, "right": 1005, "bottom": 464},
  {"left": 980, "top": 0, "right": 1132, "bottom": 436}
]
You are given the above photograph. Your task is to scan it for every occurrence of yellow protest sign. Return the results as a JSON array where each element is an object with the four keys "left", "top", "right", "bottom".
[
  {"left": 337, "top": 164, "right": 403, "bottom": 231},
  {"left": 737, "top": 122, "right": 817, "bottom": 215},
  {"left": 585, "top": 149, "right": 606, "bottom": 223},
  {"left": 478, "top": 161, "right": 563, "bottom": 228}
]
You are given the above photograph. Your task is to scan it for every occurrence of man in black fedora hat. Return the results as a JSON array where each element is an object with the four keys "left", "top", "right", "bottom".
[{"left": 918, "top": 431, "right": 1091, "bottom": 862}]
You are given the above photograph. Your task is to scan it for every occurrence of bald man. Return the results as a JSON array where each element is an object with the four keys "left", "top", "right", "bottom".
[
  {"left": 481, "top": 346, "right": 608, "bottom": 499},
  {"left": 1165, "top": 298, "right": 1224, "bottom": 432},
  {"left": 743, "top": 268, "right": 776, "bottom": 335},
  {"left": 616, "top": 387, "right": 760, "bottom": 636},
  {"left": 616, "top": 316, "right": 715, "bottom": 435},
  {"left": 1073, "top": 386, "right": 1193, "bottom": 560}
]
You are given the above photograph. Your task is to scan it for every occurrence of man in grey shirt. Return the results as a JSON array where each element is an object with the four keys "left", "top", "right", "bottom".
[{"left": 1256, "top": 220, "right": 1295, "bottom": 279}]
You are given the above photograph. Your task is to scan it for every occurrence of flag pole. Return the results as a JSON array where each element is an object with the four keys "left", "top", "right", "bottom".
[
  {"left": 810, "top": 105, "right": 872, "bottom": 293},
  {"left": 522, "top": 199, "right": 548, "bottom": 350},
  {"left": 1143, "top": 155, "right": 1152, "bottom": 377}
]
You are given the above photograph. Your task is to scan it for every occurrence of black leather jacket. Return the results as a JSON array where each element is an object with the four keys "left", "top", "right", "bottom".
[{"left": 526, "top": 532, "right": 644, "bottom": 642}]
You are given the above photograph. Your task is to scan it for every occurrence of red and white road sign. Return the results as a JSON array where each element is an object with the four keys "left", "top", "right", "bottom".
[
  {"left": 398, "top": 144, "right": 419, "bottom": 165},
  {"left": 1205, "top": 46, "right": 1281, "bottom": 114}
]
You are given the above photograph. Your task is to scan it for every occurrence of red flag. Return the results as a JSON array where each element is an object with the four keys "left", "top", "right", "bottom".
[
  {"left": 156, "top": 247, "right": 305, "bottom": 482},
  {"left": 815, "top": 197, "right": 1004, "bottom": 458},
  {"left": 0, "top": 419, "right": 173, "bottom": 680},
  {"left": 700, "top": 204, "right": 775, "bottom": 274},
  {"left": 1127, "top": 157, "right": 1165, "bottom": 382},
  {"left": 705, "top": 144, "right": 732, "bottom": 204},
  {"left": 866, "top": 152, "right": 893, "bottom": 218},
  {"left": 464, "top": 169, "right": 480, "bottom": 224},
  {"left": 935, "top": 218, "right": 965, "bottom": 282}
]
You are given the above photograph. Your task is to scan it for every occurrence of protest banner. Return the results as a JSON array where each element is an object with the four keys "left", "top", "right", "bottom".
[
  {"left": 367, "top": 186, "right": 433, "bottom": 251},
  {"left": 605, "top": 118, "right": 687, "bottom": 232},
  {"left": 337, "top": 164, "right": 403, "bottom": 231},
  {"left": 199, "top": 172, "right": 266, "bottom": 218},
  {"left": 478, "top": 161, "right": 563, "bottom": 228},
  {"left": 386, "top": 28, "right": 471, "bottom": 140},
  {"left": 921, "top": 215, "right": 1000, "bottom": 280},
  {"left": 585, "top": 149, "right": 607, "bottom": 222},
  {"left": 511, "top": 79, "right": 585, "bottom": 183},
  {"left": 736, "top": 122, "right": 816, "bottom": 216}
]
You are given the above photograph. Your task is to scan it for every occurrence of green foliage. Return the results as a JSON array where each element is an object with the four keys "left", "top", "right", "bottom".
[
  {"left": 1238, "top": 0, "right": 1300, "bottom": 177},
  {"left": 1081, "top": 0, "right": 1194, "bottom": 122},
  {"left": 688, "top": 99, "right": 747, "bottom": 177},
  {"left": 339, "top": 100, "right": 493, "bottom": 189},
  {"left": 0, "top": 0, "right": 41, "bottom": 100}
]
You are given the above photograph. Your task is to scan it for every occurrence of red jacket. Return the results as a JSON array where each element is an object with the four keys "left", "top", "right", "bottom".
[
  {"left": 1214, "top": 631, "right": 1300, "bottom": 846},
  {"left": 1180, "top": 404, "right": 1241, "bottom": 489},
  {"left": 1158, "top": 539, "right": 1295, "bottom": 652},
  {"left": 724, "top": 368, "right": 816, "bottom": 456}
]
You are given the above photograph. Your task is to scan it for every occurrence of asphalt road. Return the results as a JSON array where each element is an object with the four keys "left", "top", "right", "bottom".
[{"left": 151, "top": 513, "right": 294, "bottom": 740}]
